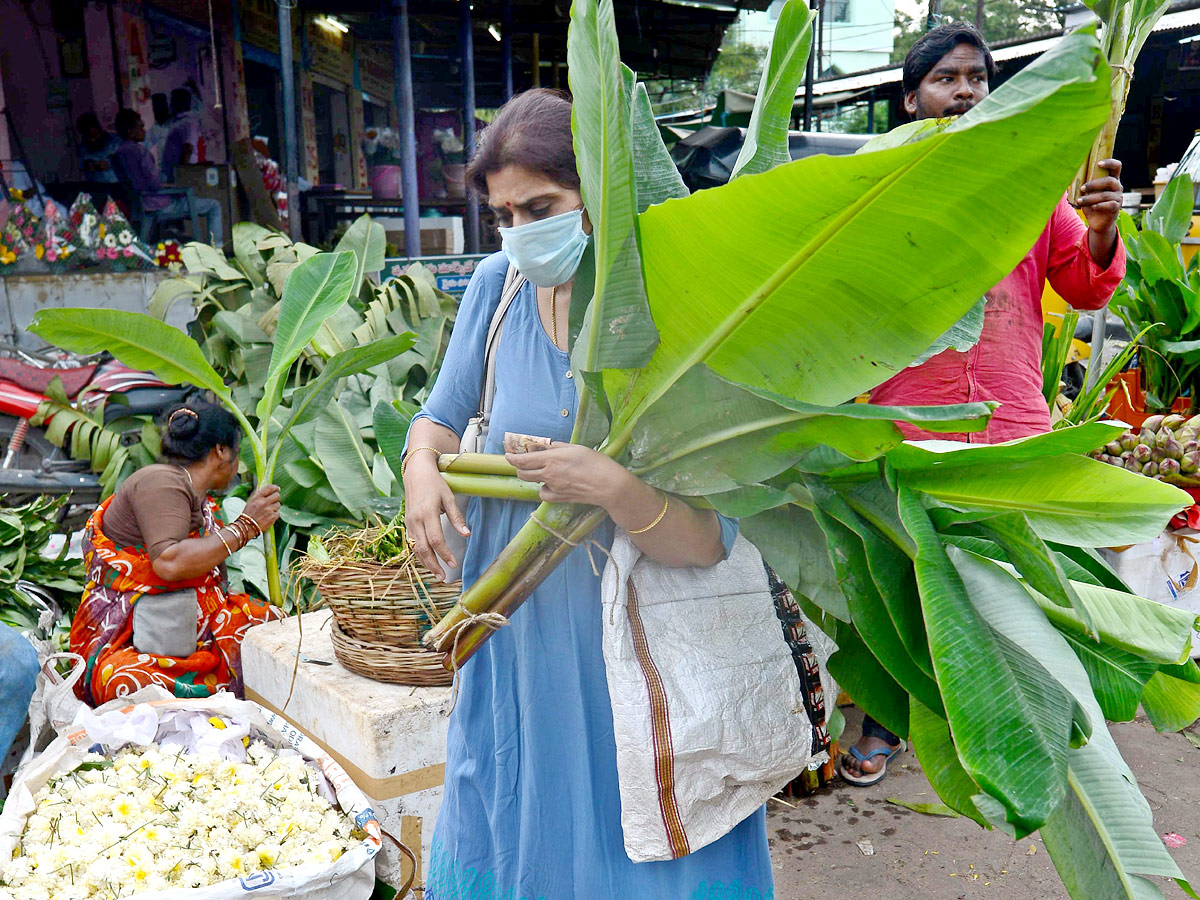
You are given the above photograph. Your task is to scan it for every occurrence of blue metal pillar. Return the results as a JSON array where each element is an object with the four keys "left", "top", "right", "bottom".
[
  {"left": 502, "top": 0, "right": 514, "bottom": 101},
  {"left": 278, "top": 0, "right": 301, "bottom": 239},
  {"left": 461, "top": 0, "right": 480, "bottom": 253},
  {"left": 393, "top": 0, "right": 422, "bottom": 259}
]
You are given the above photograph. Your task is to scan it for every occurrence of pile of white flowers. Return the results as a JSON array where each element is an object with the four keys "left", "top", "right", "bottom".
[{"left": 2, "top": 737, "right": 360, "bottom": 900}]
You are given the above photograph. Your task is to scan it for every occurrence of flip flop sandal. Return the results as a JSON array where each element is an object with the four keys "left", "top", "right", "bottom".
[{"left": 837, "top": 741, "right": 905, "bottom": 787}]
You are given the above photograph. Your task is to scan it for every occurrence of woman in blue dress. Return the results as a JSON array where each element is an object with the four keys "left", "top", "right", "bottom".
[{"left": 403, "top": 89, "right": 774, "bottom": 900}]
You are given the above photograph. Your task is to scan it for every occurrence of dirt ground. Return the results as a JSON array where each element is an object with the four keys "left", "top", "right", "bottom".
[{"left": 767, "top": 707, "right": 1200, "bottom": 900}]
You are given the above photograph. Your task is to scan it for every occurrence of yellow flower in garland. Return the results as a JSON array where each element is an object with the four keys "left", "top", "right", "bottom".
[
  {"left": 34, "top": 243, "right": 44, "bottom": 260},
  {"left": 0, "top": 248, "right": 15, "bottom": 265},
  {"left": 8, "top": 188, "right": 23, "bottom": 202}
]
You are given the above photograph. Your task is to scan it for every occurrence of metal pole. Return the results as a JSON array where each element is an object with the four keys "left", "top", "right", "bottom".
[
  {"left": 502, "top": 0, "right": 514, "bottom": 100},
  {"left": 532, "top": 32, "right": 541, "bottom": 87},
  {"left": 106, "top": 0, "right": 123, "bottom": 110},
  {"left": 816, "top": 0, "right": 825, "bottom": 76},
  {"left": 926, "top": 0, "right": 942, "bottom": 30},
  {"left": 461, "top": 0, "right": 480, "bottom": 254},
  {"left": 866, "top": 88, "right": 875, "bottom": 132},
  {"left": 802, "top": 0, "right": 816, "bottom": 130},
  {"left": 278, "top": 0, "right": 301, "bottom": 240},
  {"left": 393, "top": 0, "right": 422, "bottom": 260}
]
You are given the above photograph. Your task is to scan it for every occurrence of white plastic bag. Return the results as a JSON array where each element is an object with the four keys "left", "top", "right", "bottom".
[
  {"left": 0, "top": 692, "right": 385, "bottom": 900},
  {"left": 1102, "top": 530, "right": 1200, "bottom": 657},
  {"left": 601, "top": 531, "right": 815, "bottom": 863}
]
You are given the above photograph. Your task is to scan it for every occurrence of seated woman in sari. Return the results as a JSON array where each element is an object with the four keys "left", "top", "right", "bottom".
[{"left": 71, "top": 401, "right": 284, "bottom": 705}]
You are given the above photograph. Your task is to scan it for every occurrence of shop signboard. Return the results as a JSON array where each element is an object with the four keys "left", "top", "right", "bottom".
[
  {"left": 357, "top": 41, "right": 394, "bottom": 102},
  {"left": 307, "top": 15, "right": 354, "bottom": 85},
  {"left": 383, "top": 254, "right": 489, "bottom": 297}
]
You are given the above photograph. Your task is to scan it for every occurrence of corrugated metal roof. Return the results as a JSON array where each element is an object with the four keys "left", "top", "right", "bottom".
[{"left": 794, "top": 4, "right": 1200, "bottom": 100}]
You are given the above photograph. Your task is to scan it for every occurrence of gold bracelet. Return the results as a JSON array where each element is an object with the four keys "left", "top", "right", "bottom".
[
  {"left": 401, "top": 445, "right": 443, "bottom": 477},
  {"left": 240, "top": 512, "right": 263, "bottom": 536},
  {"left": 628, "top": 493, "right": 670, "bottom": 535},
  {"left": 215, "top": 528, "right": 236, "bottom": 556}
]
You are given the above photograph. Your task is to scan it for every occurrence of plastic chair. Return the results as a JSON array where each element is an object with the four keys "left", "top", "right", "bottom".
[{"left": 129, "top": 187, "right": 202, "bottom": 243}]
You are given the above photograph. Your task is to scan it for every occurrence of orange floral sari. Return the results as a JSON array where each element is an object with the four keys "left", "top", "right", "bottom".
[{"left": 71, "top": 496, "right": 283, "bottom": 705}]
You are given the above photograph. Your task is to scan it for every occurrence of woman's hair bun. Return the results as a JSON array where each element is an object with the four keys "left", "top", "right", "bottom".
[
  {"left": 167, "top": 407, "right": 200, "bottom": 440},
  {"left": 160, "top": 401, "right": 238, "bottom": 462}
]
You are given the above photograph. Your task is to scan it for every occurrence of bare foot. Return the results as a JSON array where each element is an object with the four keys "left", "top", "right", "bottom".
[{"left": 840, "top": 734, "right": 900, "bottom": 779}]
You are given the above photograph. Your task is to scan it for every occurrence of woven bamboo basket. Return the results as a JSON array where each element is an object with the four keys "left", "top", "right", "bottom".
[
  {"left": 300, "top": 556, "right": 459, "bottom": 646},
  {"left": 330, "top": 620, "right": 453, "bottom": 687}
]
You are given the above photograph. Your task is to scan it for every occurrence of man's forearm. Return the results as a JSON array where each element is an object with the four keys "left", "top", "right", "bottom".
[{"left": 1088, "top": 226, "right": 1119, "bottom": 269}]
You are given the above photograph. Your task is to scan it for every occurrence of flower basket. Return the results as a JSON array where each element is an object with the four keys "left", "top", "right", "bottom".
[
  {"left": 296, "top": 522, "right": 458, "bottom": 686},
  {"left": 0, "top": 688, "right": 411, "bottom": 898}
]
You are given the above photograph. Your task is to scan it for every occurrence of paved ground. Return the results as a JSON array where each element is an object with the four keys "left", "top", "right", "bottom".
[{"left": 767, "top": 708, "right": 1200, "bottom": 900}]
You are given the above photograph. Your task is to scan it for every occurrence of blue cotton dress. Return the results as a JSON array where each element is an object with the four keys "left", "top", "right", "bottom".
[{"left": 410, "top": 251, "right": 775, "bottom": 900}]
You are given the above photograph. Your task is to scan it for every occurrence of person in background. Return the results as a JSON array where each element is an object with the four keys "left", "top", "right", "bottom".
[
  {"left": 0, "top": 625, "right": 38, "bottom": 763},
  {"left": 837, "top": 21, "right": 1126, "bottom": 788},
  {"left": 144, "top": 93, "right": 173, "bottom": 172},
  {"left": 70, "top": 401, "right": 283, "bottom": 706},
  {"left": 76, "top": 113, "right": 120, "bottom": 185},
  {"left": 112, "top": 108, "right": 223, "bottom": 246},
  {"left": 160, "top": 87, "right": 198, "bottom": 182}
]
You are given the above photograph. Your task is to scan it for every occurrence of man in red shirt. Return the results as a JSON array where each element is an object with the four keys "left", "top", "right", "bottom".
[{"left": 839, "top": 22, "right": 1126, "bottom": 786}]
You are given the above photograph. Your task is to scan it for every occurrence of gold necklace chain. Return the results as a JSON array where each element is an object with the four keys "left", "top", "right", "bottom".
[{"left": 549, "top": 284, "right": 560, "bottom": 348}]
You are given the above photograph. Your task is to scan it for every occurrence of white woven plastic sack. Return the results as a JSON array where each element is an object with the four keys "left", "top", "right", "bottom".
[
  {"left": 1102, "top": 530, "right": 1200, "bottom": 657},
  {"left": 601, "top": 531, "right": 814, "bottom": 863},
  {"left": 0, "top": 691, "right": 383, "bottom": 900}
]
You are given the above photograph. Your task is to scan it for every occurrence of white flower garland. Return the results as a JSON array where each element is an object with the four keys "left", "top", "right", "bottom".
[{"left": 2, "top": 738, "right": 359, "bottom": 899}]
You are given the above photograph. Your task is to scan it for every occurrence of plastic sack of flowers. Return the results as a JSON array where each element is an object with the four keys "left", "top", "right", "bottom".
[{"left": 0, "top": 690, "right": 397, "bottom": 900}]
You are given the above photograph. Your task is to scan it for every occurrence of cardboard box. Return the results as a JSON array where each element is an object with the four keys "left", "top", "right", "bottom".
[{"left": 173, "top": 164, "right": 235, "bottom": 246}]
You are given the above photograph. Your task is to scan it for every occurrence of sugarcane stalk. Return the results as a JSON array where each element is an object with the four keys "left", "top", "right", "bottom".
[
  {"left": 439, "top": 506, "right": 609, "bottom": 669},
  {"left": 423, "top": 500, "right": 599, "bottom": 650},
  {"left": 1068, "top": 6, "right": 1133, "bottom": 204},
  {"left": 440, "top": 472, "right": 544, "bottom": 502}
]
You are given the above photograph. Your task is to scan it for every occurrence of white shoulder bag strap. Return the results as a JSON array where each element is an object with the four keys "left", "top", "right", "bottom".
[{"left": 440, "top": 264, "right": 525, "bottom": 583}]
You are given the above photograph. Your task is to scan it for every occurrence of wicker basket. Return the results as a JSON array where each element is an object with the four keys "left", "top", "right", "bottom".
[
  {"left": 300, "top": 557, "right": 459, "bottom": 646},
  {"left": 330, "top": 620, "right": 453, "bottom": 687}
]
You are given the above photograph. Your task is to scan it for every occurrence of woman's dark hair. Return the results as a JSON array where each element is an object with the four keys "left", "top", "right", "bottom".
[
  {"left": 159, "top": 400, "right": 240, "bottom": 462},
  {"left": 467, "top": 89, "right": 579, "bottom": 198},
  {"left": 902, "top": 22, "right": 997, "bottom": 94}
]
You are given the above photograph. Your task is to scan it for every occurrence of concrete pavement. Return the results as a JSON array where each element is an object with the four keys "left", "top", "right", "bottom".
[{"left": 768, "top": 709, "right": 1200, "bottom": 899}]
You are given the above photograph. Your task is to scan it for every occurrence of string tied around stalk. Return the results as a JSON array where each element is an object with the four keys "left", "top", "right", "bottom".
[
  {"left": 530, "top": 510, "right": 623, "bottom": 625},
  {"left": 442, "top": 606, "right": 510, "bottom": 714}
]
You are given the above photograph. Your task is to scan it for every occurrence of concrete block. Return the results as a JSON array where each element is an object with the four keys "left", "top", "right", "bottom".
[
  {"left": 1, "top": 270, "right": 195, "bottom": 348},
  {"left": 241, "top": 610, "right": 451, "bottom": 891}
]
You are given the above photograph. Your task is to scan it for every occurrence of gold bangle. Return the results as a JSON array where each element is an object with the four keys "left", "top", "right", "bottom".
[
  {"left": 240, "top": 513, "right": 263, "bottom": 536},
  {"left": 401, "top": 445, "right": 442, "bottom": 477},
  {"left": 215, "top": 528, "right": 235, "bottom": 556},
  {"left": 628, "top": 493, "right": 670, "bottom": 535}
]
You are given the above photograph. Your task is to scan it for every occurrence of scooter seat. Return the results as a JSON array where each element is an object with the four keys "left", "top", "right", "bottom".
[{"left": 0, "top": 359, "right": 97, "bottom": 398}]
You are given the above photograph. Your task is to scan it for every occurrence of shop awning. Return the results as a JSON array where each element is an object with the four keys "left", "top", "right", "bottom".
[{"left": 312, "top": 0, "right": 776, "bottom": 108}]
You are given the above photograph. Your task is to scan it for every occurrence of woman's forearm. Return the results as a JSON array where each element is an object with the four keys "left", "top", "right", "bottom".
[
  {"left": 152, "top": 534, "right": 230, "bottom": 582},
  {"left": 605, "top": 470, "right": 724, "bottom": 568},
  {"left": 406, "top": 419, "right": 463, "bottom": 461}
]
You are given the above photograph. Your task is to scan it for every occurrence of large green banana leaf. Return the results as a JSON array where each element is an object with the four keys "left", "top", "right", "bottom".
[
  {"left": 29, "top": 308, "right": 230, "bottom": 401},
  {"left": 265, "top": 250, "right": 358, "bottom": 387},
  {"left": 604, "top": 29, "right": 1110, "bottom": 448},
  {"left": 963, "top": 548, "right": 1195, "bottom": 899},
  {"left": 730, "top": 0, "right": 814, "bottom": 180},
  {"left": 335, "top": 214, "right": 386, "bottom": 291},
  {"left": 567, "top": 0, "right": 657, "bottom": 376}
]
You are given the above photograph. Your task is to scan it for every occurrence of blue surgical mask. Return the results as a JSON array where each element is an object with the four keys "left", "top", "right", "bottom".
[{"left": 498, "top": 208, "right": 591, "bottom": 288}]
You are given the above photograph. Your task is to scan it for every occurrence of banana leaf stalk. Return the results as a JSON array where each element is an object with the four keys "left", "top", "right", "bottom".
[{"left": 1068, "top": 0, "right": 1171, "bottom": 203}]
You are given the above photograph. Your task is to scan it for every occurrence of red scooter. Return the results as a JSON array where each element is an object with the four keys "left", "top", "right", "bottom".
[{"left": 0, "top": 343, "right": 189, "bottom": 509}]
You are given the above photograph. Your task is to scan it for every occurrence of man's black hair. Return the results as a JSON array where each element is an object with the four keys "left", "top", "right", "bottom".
[
  {"left": 76, "top": 112, "right": 102, "bottom": 134},
  {"left": 902, "top": 22, "right": 998, "bottom": 94},
  {"left": 114, "top": 109, "right": 142, "bottom": 140}
]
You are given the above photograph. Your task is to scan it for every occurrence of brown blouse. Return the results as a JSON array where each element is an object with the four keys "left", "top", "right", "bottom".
[{"left": 103, "top": 464, "right": 204, "bottom": 560}]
